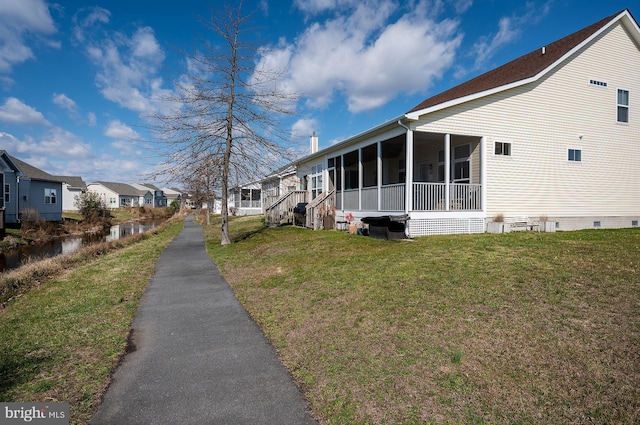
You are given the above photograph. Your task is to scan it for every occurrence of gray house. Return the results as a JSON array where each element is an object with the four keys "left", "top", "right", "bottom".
[{"left": 0, "top": 151, "right": 63, "bottom": 223}]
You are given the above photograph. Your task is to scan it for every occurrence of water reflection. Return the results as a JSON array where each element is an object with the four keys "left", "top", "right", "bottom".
[{"left": 0, "top": 218, "right": 165, "bottom": 273}]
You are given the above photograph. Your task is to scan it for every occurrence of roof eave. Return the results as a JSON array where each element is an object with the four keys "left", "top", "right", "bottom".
[{"left": 407, "top": 9, "right": 635, "bottom": 121}]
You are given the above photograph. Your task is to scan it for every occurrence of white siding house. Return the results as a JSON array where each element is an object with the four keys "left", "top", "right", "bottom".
[{"left": 292, "top": 9, "right": 640, "bottom": 237}]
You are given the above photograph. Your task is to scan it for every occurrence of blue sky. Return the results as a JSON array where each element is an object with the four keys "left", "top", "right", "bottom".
[{"left": 0, "top": 0, "right": 634, "bottom": 185}]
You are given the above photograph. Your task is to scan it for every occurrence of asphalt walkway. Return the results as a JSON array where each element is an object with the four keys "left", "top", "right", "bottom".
[{"left": 90, "top": 216, "right": 317, "bottom": 425}]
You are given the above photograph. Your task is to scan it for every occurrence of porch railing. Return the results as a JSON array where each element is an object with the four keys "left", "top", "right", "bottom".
[
  {"left": 413, "top": 183, "right": 481, "bottom": 211},
  {"left": 264, "top": 190, "right": 307, "bottom": 226},
  {"left": 381, "top": 183, "right": 405, "bottom": 211},
  {"left": 332, "top": 183, "right": 481, "bottom": 213},
  {"left": 306, "top": 190, "right": 335, "bottom": 230}
]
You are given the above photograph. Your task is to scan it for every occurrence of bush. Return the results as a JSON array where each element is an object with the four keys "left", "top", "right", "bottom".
[{"left": 75, "top": 192, "right": 109, "bottom": 222}]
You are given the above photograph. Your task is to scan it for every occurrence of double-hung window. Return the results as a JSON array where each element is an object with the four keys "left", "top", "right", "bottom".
[
  {"left": 44, "top": 188, "right": 57, "bottom": 204},
  {"left": 617, "top": 89, "right": 629, "bottom": 123},
  {"left": 4, "top": 184, "right": 9, "bottom": 203}
]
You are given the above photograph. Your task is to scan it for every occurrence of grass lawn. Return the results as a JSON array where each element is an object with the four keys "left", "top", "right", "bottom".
[
  {"left": 0, "top": 217, "right": 184, "bottom": 424},
  {"left": 205, "top": 216, "right": 640, "bottom": 424}
]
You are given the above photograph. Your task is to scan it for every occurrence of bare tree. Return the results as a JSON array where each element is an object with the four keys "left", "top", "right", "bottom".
[{"left": 148, "top": 0, "right": 298, "bottom": 244}]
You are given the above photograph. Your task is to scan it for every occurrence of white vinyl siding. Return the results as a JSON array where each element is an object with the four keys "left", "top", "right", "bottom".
[{"left": 413, "top": 22, "right": 640, "bottom": 218}]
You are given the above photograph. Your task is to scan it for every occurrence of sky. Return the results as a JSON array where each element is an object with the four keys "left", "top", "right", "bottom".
[{"left": 0, "top": 0, "right": 635, "bottom": 186}]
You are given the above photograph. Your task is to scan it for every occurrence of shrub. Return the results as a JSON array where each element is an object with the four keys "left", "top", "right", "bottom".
[{"left": 75, "top": 192, "right": 109, "bottom": 222}]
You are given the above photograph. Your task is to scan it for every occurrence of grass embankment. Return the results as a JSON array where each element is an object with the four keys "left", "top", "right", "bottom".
[
  {"left": 0, "top": 216, "right": 184, "bottom": 424},
  {"left": 205, "top": 217, "right": 640, "bottom": 424}
]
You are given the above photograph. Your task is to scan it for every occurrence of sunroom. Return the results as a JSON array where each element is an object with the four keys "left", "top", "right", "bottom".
[{"left": 312, "top": 127, "right": 487, "bottom": 237}]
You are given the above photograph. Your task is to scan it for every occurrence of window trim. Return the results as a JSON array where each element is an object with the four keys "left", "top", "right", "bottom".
[{"left": 617, "top": 88, "right": 629, "bottom": 123}]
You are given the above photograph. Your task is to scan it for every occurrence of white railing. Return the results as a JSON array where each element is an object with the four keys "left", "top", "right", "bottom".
[
  {"left": 381, "top": 184, "right": 405, "bottom": 211},
  {"left": 412, "top": 183, "right": 481, "bottom": 211},
  {"left": 241, "top": 200, "right": 261, "bottom": 208},
  {"left": 413, "top": 183, "right": 446, "bottom": 211},
  {"left": 450, "top": 183, "right": 482, "bottom": 211}
]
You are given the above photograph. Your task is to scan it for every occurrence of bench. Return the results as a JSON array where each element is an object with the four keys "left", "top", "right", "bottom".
[{"left": 504, "top": 216, "right": 538, "bottom": 231}]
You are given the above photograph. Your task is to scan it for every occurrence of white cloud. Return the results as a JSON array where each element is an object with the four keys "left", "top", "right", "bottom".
[
  {"left": 87, "top": 112, "right": 97, "bottom": 126},
  {"left": 291, "top": 118, "right": 319, "bottom": 139},
  {"left": 0, "top": 97, "right": 49, "bottom": 125},
  {"left": 0, "top": 0, "right": 57, "bottom": 74},
  {"left": 105, "top": 119, "right": 140, "bottom": 140},
  {"left": 470, "top": 2, "right": 551, "bottom": 70},
  {"left": 73, "top": 8, "right": 170, "bottom": 116},
  {"left": 256, "top": 0, "right": 462, "bottom": 113},
  {"left": 53, "top": 93, "right": 78, "bottom": 113},
  {"left": 17, "top": 127, "right": 93, "bottom": 158}
]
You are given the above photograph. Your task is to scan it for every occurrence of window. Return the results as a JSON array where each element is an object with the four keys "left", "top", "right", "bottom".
[
  {"left": 310, "top": 163, "right": 323, "bottom": 198},
  {"left": 617, "top": 89, "right": 629, "bottom": 123},
  {"left": 4, "top": 184, "right": 9, "bottom": 203},
  {"left": 494, "top": 142, "right": 511, "bottom": 156},
  {"left": 44, "top": 188, "right": 57, "bottom": 204},
  {"left": 453, "top": 144, "right": 471, "bottom": 183},
  {"left": 568, "top": 149, "right": 582, "bottom": 162}
]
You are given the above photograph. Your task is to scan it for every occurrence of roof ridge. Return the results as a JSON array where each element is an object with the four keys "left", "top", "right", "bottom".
[{"left": 407, "top": 9, "right": 629, "bottom": 114}]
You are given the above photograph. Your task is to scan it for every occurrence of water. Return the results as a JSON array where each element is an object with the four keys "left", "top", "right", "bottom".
[{"left": 0, "top": 218, "right": 165, "bottom": 273}]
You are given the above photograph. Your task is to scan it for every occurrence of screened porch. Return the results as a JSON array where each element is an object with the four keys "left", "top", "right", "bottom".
[{"left": 329, "top": 132, "right": 484, "bottom": 214}]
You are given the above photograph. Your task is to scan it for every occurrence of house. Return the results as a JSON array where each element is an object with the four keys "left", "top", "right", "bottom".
[
  {"left": 163, "top": 187, "right": 184, "bottom": 207},
  {"left": 132, "top": 183, "right": 167, "bottom": 207},
  {"left": 87, "top": 181, "right": 146, "bottom": 209},
  {"left": 273, "top": 9, "right": 640, "bottom": 237},
  {"left": 229, "top": 182, "right": 263, "bottom": 215},
  {"left": 54, "top": 176, "right": 87, "bottom": 212},
  {"left": 0, "top": 152, "right": 63, "bottom": 223}
]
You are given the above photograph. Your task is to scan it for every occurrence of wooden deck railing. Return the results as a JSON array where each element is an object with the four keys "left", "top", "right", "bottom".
[
  {"left": 306, "top": 190, "right": 335, "bottom": 230},
  {"left": 264, "top": 191, "right": 307, "bottom": 226}
]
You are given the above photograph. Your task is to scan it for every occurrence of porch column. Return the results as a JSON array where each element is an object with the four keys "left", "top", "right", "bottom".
[
  {"left": 340, "top": 154, "right": 345, "bottom": 211},
  {"left": 444, "top": 134, "right": 451, "bottom": 211},
  {"left": 405, "top": 128, "right": 414, "bottom": 215},
  {"left": 358, "top": 147, "right": 363, "bottom": 211},
  {"left": 377, "top": 141, "right": 382, "bottom": 211},
  {"left": 480, "top": 136, "right": 487, "bottom": 212}
]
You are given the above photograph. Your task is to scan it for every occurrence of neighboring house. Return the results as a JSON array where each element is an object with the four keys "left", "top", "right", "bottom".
[
  {"left": 54, "top": 176, "right": 87, "bottom": 212},
  {"left": 0, "top": 152, "right": 63, "bottom": 223},
  {"left": 229, "top": 182, "right": 262, "bottom": 215},
  {"left": 163, "top": 187, "right": 184, "bottom": 207},
  {"left": 87, "top": 181, "right": 144, "bottom": 209},
  {"left": 261, "top": 164, "right": 302, "bottom": 210},
  {"left": 132, "top": 183, "right": 167, "bottom": 208},
  {"left": 287, "top": 9, "right": 639, "bottom": 237}
]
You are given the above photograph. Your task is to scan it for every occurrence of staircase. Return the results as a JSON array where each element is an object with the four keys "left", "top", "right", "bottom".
[
  {"left": 264, "top": 191, "right": 307, "bottom": 227},
  {"left": 305, "top": 190, "right": 335, "bottom": 230}
]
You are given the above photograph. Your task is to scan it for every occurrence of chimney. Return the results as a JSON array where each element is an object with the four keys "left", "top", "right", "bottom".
[{"left": 310, "top": 131, "right": 319, "bottom": 154}]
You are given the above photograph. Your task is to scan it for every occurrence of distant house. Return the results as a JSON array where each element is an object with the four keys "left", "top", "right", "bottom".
[
  {"left": 0, "top": 151, "right": 63, "bottom": 223},
  {"left": 163, "top": 187, "right": 184, "bottom": 207},
  {"left": 269, "top": 9, "right": 640, "bottom": 236},
  {"left": 54, "top": 176, "right": 87, "bottom": 212},
  {"left": 87, "top": 181, "right": 145, "bottom": 209},
  {"left": 132, "top": 183, "right": 167, "bottom": 207},
  {"left": 229, "top": 181, "right": 262, "bottom": 215}
]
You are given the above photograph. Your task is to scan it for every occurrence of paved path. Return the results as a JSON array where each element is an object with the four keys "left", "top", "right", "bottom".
[{"left": 91, "top": 216, "right": 317, "bottom": 425}]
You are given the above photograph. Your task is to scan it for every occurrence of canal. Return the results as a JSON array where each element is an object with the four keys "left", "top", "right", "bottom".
[{"left": 0, "top": 218, "right": 165, "bottom": 273}]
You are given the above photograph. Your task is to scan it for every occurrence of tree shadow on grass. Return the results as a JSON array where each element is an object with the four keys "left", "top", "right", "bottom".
[{"left": 0, "top": 350, "right": 53, "bottom": 400}]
